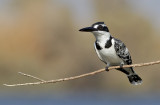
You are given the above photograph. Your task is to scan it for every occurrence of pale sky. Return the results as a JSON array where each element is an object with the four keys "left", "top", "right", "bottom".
[{"left": 1, "top": 0, "right": 160, "bottom": 29}]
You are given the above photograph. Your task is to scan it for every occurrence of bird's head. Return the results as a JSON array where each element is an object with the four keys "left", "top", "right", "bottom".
[{"left": 79, "top": 22, "right": 109, "bottom": 36}]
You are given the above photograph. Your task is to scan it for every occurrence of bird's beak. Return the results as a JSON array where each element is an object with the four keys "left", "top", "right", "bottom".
[{"left": 79, "top": 27, "right": 97, "bottom": 32}]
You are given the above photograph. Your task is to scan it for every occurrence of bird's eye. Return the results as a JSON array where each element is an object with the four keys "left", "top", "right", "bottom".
[{"left": 97, "top": 25, "right": 103, "bottom": 30}]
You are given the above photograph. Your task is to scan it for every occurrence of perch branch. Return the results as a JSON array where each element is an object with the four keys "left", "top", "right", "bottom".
[{"left": 3, "top": 60, "right": 160, "bottom": 87}]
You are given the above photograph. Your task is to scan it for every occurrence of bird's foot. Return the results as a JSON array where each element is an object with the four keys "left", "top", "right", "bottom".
[
  {"left": 105, "top": 66, "right": 109, "bottom": 71},
  {"left": 120, "top": 63, "right": 124, "bottom": 68}
]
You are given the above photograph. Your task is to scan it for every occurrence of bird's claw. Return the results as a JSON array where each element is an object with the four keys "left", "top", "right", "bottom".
[
  {"left": 120, "top": 65, "right": 123, "bottom": 68},
  {"left": 120, "top": 64, "right": 124, "bottom": 68},
  {"left": 105, "top": 66, "right": 109, "bottom": 71}
]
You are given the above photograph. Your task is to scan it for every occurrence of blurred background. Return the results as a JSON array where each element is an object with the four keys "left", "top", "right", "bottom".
[{"left": 1, "top": 0, "right": 160, "bottom": 105}]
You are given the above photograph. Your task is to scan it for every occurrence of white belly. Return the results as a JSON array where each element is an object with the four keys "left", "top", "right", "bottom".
[
  {"left": 95, "top": 40, "right": 123, "bottom": 66},
  {"left": 100, "top": 46, "right": 122, "bottom": 65}
]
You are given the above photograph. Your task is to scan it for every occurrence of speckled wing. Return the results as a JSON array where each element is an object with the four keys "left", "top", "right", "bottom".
[{"left": 114, "top": 38, "right": 132, "bottom": 65}]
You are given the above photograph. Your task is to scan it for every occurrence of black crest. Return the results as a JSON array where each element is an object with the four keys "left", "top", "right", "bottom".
[{"left": 92, "top": 22, "right": 109, "bottom": 32}]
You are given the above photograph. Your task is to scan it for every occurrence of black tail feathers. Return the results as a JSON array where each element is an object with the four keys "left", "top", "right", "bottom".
[{"left": 127, "top": 74, "right": 142, "bottom": 85}]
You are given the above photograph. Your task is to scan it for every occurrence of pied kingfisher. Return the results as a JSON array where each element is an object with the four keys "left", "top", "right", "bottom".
[{"left": 79, "top": 22, "right": 142, "bottom": 85}]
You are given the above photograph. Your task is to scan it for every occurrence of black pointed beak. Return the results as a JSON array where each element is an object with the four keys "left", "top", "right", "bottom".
[{"left": 79, "top": 27, "right": 97, "bottom": 32}]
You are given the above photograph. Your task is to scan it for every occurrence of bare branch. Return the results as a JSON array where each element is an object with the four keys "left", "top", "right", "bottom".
[
  {"left": 3, "top": 60, "right": 160, "bottom": 87},
  {"left": 18, "top": 72, "right": 46, "bottom": 82}
]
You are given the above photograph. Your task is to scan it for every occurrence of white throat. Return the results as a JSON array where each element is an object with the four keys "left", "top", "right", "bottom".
[{"left": 92, "top": 31, "right": 111, "bottom": 42}]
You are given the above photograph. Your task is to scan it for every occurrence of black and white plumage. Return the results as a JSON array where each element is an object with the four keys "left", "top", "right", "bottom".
[{"left": 79, "top": 22, "right": 142, "bottom": 85}]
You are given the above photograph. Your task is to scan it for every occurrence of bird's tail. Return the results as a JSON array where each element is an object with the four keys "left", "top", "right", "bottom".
[{"left": 127, "top": 74, "right": 142, "bottom": 85}]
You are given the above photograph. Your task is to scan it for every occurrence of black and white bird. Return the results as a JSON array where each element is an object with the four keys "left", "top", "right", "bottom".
[{"left": 79, "top": 22, "right": 142, "bottom": 85}]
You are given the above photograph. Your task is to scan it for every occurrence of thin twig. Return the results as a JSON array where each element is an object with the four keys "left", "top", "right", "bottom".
[
  {"left": 3, "top": 60, "right": 160, "bottom": 87},
  {"left": 18, "top": 72, "right": 46, "bottom": 82}
]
